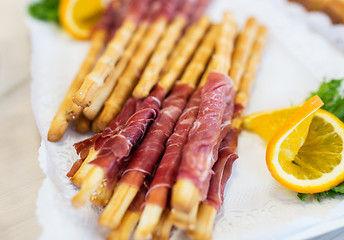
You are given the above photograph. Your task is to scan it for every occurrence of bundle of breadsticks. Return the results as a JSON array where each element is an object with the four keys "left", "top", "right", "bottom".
[{"left": 48, "top": 0, "right": 267, "bottom": 239}]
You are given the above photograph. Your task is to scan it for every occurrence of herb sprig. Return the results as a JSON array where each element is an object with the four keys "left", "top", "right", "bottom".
[{"left": 29, "top": 0, "right": 60, "bottom": 23}]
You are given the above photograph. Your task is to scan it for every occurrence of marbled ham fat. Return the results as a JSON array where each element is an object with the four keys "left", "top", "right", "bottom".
[
  {"left": 146, "top": 87, "right": 202, "bottom": 206},
  {"left": 177, "top": 71, "right": 234, "bottom": 200},
  {"left": 120, "top": 83, "right": 194, "bottom": 188}
]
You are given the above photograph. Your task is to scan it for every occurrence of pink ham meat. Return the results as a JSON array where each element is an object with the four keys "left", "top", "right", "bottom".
[
  {"left": 203, "top": 126, "right": 239, "bottom": 211},
  {"left": 145, "top": 87, "right": 202, "bottom": 206},
  {"left": 90, "top": 85, "right": 166, "bottom": 187},
  {"left": 67, "top": 97, "right": 139, "bottom": 178},
  {"left": 177, "top": 71, "right": 234, "bottom": 200},
  {"left": 119, "top": 83, "right": 194, "bottom": 188}
]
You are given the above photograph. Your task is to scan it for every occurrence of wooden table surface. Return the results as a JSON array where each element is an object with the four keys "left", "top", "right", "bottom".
[{"left": 0, "top": 0, "right": 43, "bottom": 239}]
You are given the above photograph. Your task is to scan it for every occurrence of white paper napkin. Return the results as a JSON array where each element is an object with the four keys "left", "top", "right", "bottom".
[{"left": 28, "top": 0, "right": 344, "bottom": 239}]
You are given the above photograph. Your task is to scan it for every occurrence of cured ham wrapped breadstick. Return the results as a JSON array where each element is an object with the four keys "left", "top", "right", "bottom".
[
  {"left": 93, "top": 0, "right": 182, "bottom": 132},
  {"left": 71, "top": 85, "right": 164, "bottom": 207},
  {"left": 188, "top": 26, "right": 267, "bottom": 240},
  {"left": 73, "top": 0, "right": 149, "bottom": 107},
  {"left": 171, "top": 10, "right": 237, "bottom": 216},
  {"left": 47, "top": 3, "right": 117, "bottom": 142},
  {"left": 132, "top": 0, "right": 196, "bottom": 98},
  {"left": 133, "top": 24, "right": 218, "bottom": 239},
  {"left": 68, "top": 96, "right": 138, "bottom": 187}
]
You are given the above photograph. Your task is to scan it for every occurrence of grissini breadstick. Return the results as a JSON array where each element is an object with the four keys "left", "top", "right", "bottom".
[
  {"left": 188, "top": 26, "right": 267, "bottom": 240},
  {"left": 73, "top": 0, "right": 150, "bottom": 108},
  {"left": 75, "top": 113, "right": 91, "bottom": 133},
  {"left": 229, "top": 17, "right": 258, "bottom": 88},
  {"left": 199, "top": 11, "right": 237, "bottom": 85},
  {"left": 106, "top": 183, "right": 148, "bottom": 240},
  {"left": 92, "top": 0, "right": 182, "bottom": 132},
  {"left": 90, "top": 179, "right": 114, "bottom": 206},
  {"left": 83, "top": 21, "right": 149, "bottom": 121},
  {"left": 132, "top": 0, "right": 196, "bottom": 99},
  {"left": 47, "top": 2, "right": 116, "bottom": 142},
  {"left": 158, "top": 15, "right": 211, "bottom": 91},
  {"left": 171, "top": 10, "right": 237, "bottom": 216},
  {"left": 134, "top": 24, "right": 218, "bottom": 239},
  {"left": 151, "top": 209, "right": 174, "bottom": 240}
]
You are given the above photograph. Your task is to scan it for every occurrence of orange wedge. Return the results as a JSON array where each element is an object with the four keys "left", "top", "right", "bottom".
[
  {"left": 59, "top": 0, "right": 105, "bottom": 40},
  {"left": 263, "top": 96, "right": 344, "bottom": 193}
]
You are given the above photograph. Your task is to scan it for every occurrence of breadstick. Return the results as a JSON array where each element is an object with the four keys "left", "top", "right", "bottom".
[
  {"left": 132, "top": 0, "right": 197, "bottom": 99},
  {"left": 73, "top": 0, "right": 149, "bottom": 108},
  {"left": 151, "top": 209, "right": 173, "bottom": 240},
  {"left": 178, "top": 24, "right": 218, "bottom": 87},
  {"left": 199, "top": 11, "right": 237, "bottom": 86},
  {"left": 171, "top": 11, "right": 237, "bottom": 215},
  {"left": 47, "top": 29, "right": 107, "bottom": 142},
  {"left": 229, "top": 17, "right": 258, "bottom": 89},
  {"left": 106, "top": 184, "right": 148, "bottom": 240},
  {"left": 83, "top": 22, "right": 149, "bottom": 120},
  {"left": 134, "top": 24, "right": 218, "bottom": 239},
  {"left": 189, "top": 25, "right": 267, "bottom": 240},
  {"left": 75, "top": 113, "right": 91, "bottom": 133},
  {"left": 93, "top": 0, "right": 181, "bottom": 132},
  {"left": 90, "top": 179, "right": 114, "bottom": 206}
]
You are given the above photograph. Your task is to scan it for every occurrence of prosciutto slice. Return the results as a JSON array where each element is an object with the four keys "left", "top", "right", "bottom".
[
  {"left": 177, "top": 71, "right": 234, "bottom": 200},
  {"left": 67, "top": 97, "right": 139, "bottom": 177},
  {"left": 203, "top": 126, "right": 239, "bottom": 211},
  {"left": 119, "top": 83, "right": 194, "bottom": 188},
  {"left": 146, "top": 87, "right": 202, "bottom": 207},
  {"left": 90, "top": 85, "right": 166, "bottom": 187}
]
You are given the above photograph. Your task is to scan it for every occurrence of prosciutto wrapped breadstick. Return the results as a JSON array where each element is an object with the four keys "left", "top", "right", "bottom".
[
  {"left": 71, "top": 86, "right": 164, "bottom": 207},
  {"left": 67, "top": 96, "right": 138, "bottom": 186},
  {"left": 171, "top": 10, "right": 237, "bottom": 216},
  {"left": 73, "top": 0, "right": 149, "bottom": 108},
  {"left": 93, "top": 0, "right": 182, "bottom": 132},
  {"left": 47, "top": 3, "right": 117, "bottom": 142},
  {"left": 132, "top": 0, "right": 196, "bottom": 99},
  {"left": 134, "top": 24, "right": 218, "bottom": 239},
  {"left": 189, "top": 26, "right": 267, "bottom": 240}
]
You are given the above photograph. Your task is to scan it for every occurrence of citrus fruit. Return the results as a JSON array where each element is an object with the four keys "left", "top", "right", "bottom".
[
  {"left": 59, "top": 0, "right": 105, "bottom": 40},
  {"left": 243, "top": 106, "right": 299, "bottom": 142},
  {"left": 263, "top": 96, "right": 344, "bottom": 193}
]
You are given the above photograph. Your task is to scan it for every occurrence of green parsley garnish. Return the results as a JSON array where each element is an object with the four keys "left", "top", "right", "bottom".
[{"left": 28, "top": 0, "right": 60, "bottom": 23}]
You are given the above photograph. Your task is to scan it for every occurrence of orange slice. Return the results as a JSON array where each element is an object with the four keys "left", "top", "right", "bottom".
[
  {"left": 59, "top": 0, "right": 104, "bottom": 40},
  {"left": 264, "top": 96, "right": 344, "bottom": 193},
  {"left": 243, "top": 106, "right": 299, "bottom": 142}
]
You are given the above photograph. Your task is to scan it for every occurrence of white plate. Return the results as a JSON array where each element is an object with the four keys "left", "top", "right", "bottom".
[{"left": 28, "top": 0, "right": 344, "bottom": 239}]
